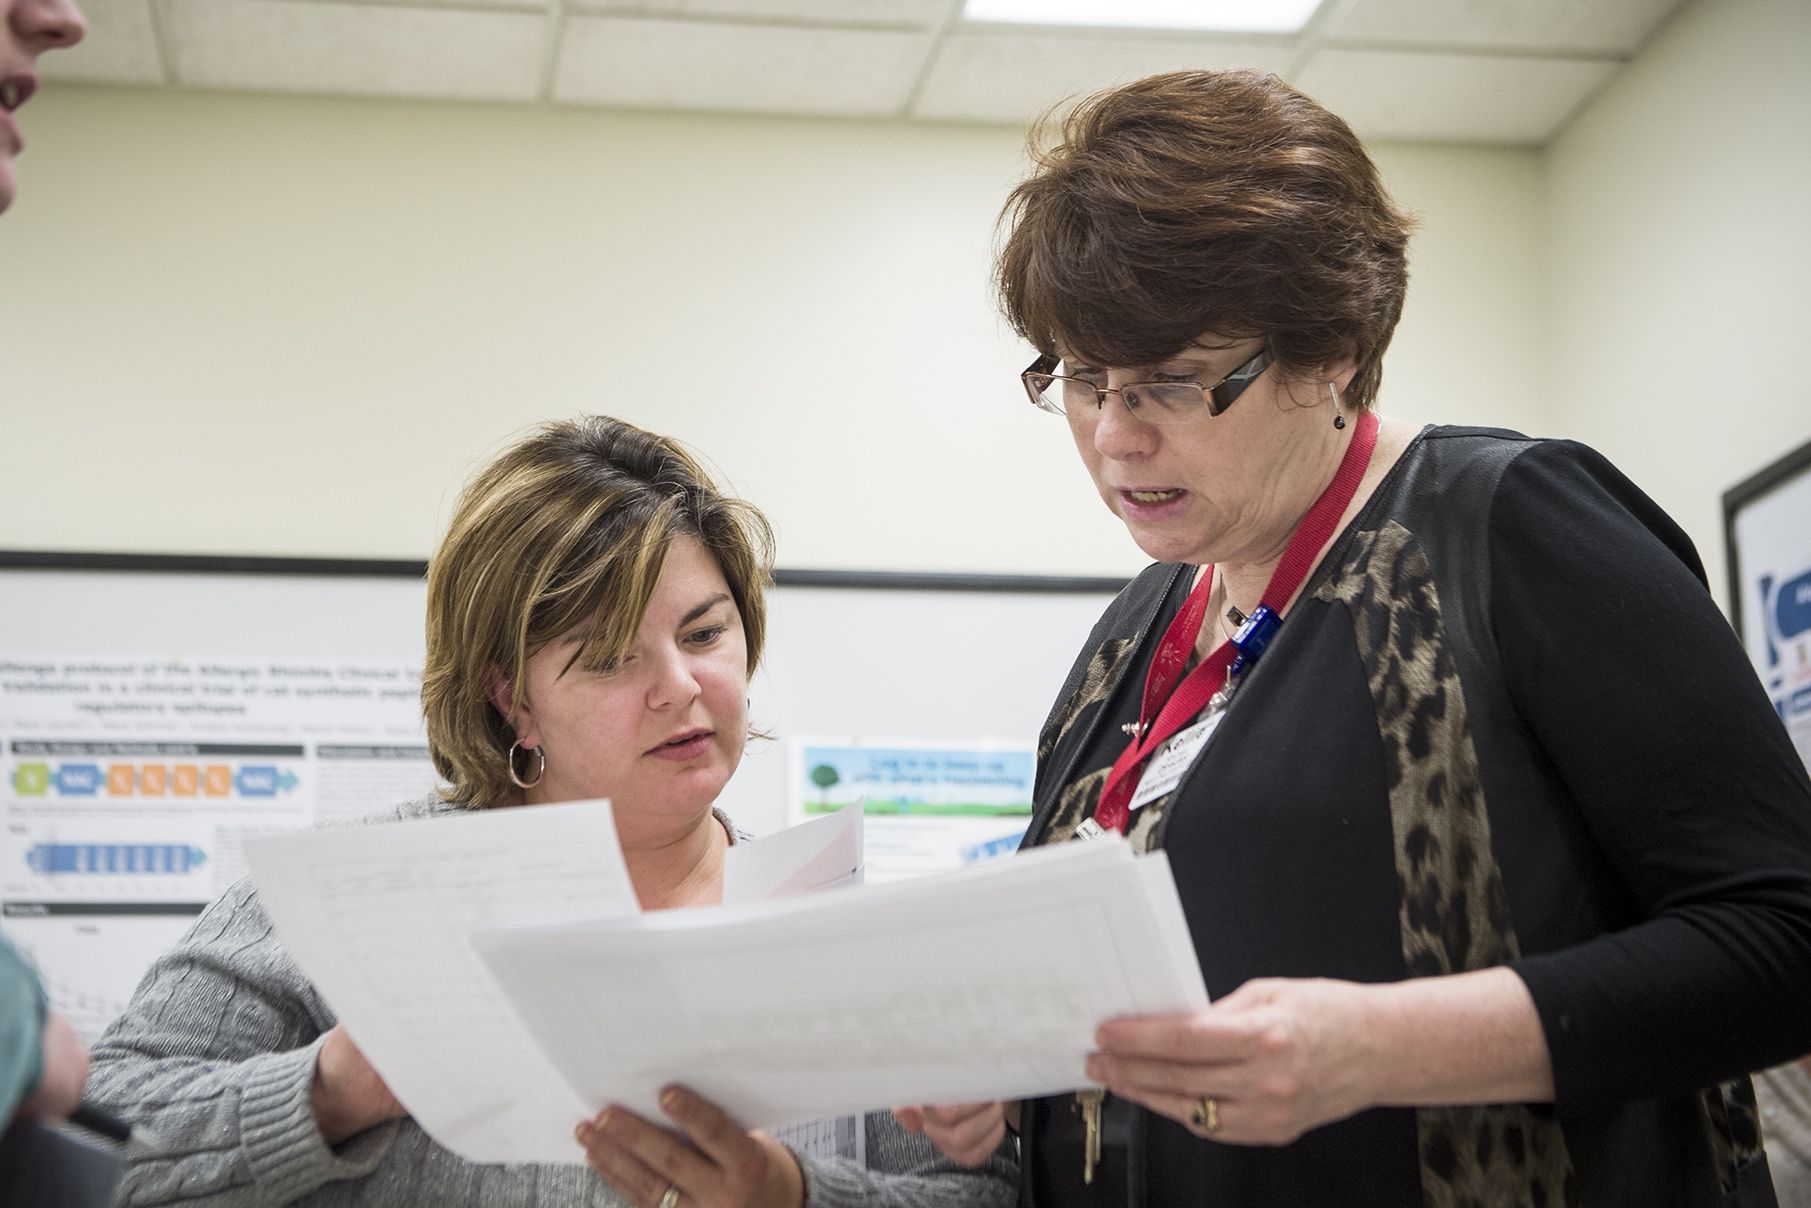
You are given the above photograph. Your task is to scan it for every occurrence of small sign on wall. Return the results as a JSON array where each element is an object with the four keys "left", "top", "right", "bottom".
[
  {"left": 788, "top": 739, "right": 1034, "bottom": 883},
  {"left": 1726, "top": 436, "right": 1811, "bottom": 775}
]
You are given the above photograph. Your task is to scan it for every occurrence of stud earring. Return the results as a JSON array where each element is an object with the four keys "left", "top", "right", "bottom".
[{"left": 1329, "top": 381, "right": 1346, "bottom": 430}]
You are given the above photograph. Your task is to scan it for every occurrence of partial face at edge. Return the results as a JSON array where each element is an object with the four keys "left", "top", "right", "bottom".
[{"left": 0, "top": 0, "right": 86, "bottom": 213}]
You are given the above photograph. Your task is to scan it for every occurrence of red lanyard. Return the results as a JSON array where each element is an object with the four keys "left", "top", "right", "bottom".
[{"left": 1092, "top": 409, "right": 1381, "bottom": 833}]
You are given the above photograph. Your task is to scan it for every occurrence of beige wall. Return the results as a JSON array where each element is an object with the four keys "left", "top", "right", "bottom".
[
  {"left": 0, "top": 86, "right": 1543, "bottom": 576},
  {"left": 1543, "top": 0, "right": 1811, "bottom": 605}
]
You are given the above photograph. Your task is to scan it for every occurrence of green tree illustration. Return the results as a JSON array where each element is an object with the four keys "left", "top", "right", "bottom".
[{"left": 809, "top": 763, "right": 841, "bottom": 804}]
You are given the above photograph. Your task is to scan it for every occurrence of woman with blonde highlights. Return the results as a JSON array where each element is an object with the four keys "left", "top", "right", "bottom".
[
  {"left": 88, "top": 416, "right": 1017, "bottom": 1208},
  {"left": 904, "top": 69, "right": 1811, "bottom": 1205}
]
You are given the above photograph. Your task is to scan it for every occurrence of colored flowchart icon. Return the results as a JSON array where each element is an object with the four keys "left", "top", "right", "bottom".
[
  {"left": 235, "top": 767, "right": 300, "bottom": 796},
  {"left": 54, "top": 765, "right": 102, "bottom": 795},
  {"left": 9, "top": 760, "right": 301, "bottom": 798}
]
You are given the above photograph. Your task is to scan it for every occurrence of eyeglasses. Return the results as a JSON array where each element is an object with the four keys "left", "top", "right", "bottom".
[{"left": 1020, "top": 347, "right": 1274, "bottom": 424}]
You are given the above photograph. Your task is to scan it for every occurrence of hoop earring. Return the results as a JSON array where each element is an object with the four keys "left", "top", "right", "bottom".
[
  {"left": 508, "top": 741, "right": 545, "bottom": 790},
  {"left": 1329, "top": 381, "right": 1346, "bottom": 430}
]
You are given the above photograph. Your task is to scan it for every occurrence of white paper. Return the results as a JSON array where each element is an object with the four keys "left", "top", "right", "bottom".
[
  {"left": 471, "top": 838, "right": 1207, "bottom": 1130},
  {"left": 724, "top": 802, "right": 863, "bottom": 903},
  {"left": 244, "top": 800, "right": 637, "bottom": 1164},
  {"left": 724, "top": 805, "right": 868, "bottom": 1164}
]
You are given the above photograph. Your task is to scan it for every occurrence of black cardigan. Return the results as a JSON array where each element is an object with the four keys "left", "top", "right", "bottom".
[{"left": 1019, "top": 427, "right": 1811, "bottom": 1207}]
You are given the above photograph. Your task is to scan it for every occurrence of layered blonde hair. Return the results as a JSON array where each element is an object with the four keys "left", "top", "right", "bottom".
[{"left": 421, "top": 416, "right": 774, "bottom": 807}]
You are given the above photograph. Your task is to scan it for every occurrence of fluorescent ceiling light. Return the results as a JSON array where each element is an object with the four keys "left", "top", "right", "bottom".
[{"left": 963, "top": 0, "right": 1323, "bottom": 34}]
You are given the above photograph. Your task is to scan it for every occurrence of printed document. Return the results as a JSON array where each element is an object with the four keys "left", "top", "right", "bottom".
[
  {"left": 244, "top": 801, "right": 636, "bottom": 1163},
  {"left": 248, "top": 801, "right": 1206, "bottom": 1162},
  {"left": 472, "top": 838, "right": 1206, "bottom": 1130}
]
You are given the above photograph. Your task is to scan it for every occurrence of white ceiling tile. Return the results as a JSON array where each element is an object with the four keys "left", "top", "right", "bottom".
[
  {"left": 333, "top": 0, "right": 546, "bottom": 9},
  {"left": 1328, "top": 0, "right": 1684, "bottom": 56},
  {"left": 161, "top": 0, "right": 547, "bottom": 101},
  {"left": 570, "top": 0, "right": 949, "bottom": 25},
  {"left": 1293, "top": 48, "right": 1618, "bottom": 144},
  {"left": 38, "top": 0, "right": 165, "bottom": 85},
  {"left": 555, "top": 17, "right": 932, "bottom": 116},
  {"left": 331, "top": 0, "right": 543, "bottom": 9},
  {"left": 913, "top": 30, "right": 1294, "bottom": 125}
]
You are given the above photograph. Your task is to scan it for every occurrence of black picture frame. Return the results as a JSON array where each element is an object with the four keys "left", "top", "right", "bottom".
[{"left": 1723, "top": 437, "right": 1811, "bottom": 646}]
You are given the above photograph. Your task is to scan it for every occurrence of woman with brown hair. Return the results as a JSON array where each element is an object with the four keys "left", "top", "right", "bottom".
[
  {"left": 907, "top": 69, "right": 1811, "bottom": 1205},
  {"left": 86, "top": 416, "right": 1016, "bottom": 1208}
]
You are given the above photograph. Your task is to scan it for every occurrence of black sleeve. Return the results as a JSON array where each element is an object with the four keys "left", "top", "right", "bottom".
[{"left": 1491, "top": 439, "right": 1811, "bottom": 1115}]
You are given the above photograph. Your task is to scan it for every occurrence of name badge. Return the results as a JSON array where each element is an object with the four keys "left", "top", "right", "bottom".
[{"left": 1127, "top": 709, "right": 1225, "bottom": 813}]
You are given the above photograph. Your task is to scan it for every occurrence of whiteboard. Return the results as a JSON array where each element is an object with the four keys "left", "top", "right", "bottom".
[{"left": 0, "top": 552, "right": 1123, "bottom": 1037}]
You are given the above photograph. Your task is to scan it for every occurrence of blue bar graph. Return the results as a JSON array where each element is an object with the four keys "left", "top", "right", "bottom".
[{"left": 26, "top": 843, "right": 209, "bottom": 875}]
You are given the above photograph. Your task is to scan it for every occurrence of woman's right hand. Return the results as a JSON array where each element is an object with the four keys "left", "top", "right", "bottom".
[
  {"left": 311, "top": 1023, "right": 406, "bottom": 1146},
  {"left": 891, "top": 1101, "right": 1016, "bottom": 1167}
]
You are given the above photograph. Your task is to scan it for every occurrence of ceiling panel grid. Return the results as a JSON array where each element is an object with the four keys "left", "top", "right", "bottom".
[{"left": 40, "top": 0, "right": 1694, "bottom": 146}]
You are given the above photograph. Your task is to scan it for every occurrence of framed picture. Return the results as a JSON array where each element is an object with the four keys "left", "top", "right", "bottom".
[{"left": 1724, "top": 437, "right": 1811, "bottom": 774}]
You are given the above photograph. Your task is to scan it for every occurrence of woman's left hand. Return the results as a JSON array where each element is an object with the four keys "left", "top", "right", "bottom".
[
  {"left": 1087, "top": 977, "right": 1385, "bottom": 1147},
  {"left": 577, "top": 1086, "right": 805, "bottom": 1208}
]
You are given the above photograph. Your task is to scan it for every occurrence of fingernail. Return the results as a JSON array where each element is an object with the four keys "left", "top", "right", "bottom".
[
  {"left": 575, "top": 1123, "right": 592, "bottom": 1145},
  {"left": 659, "top": 1088, "right": 682, "bottom": 1114},
  {"left": 596, "top": 1108, "right": 615, "bottom": 1131}
]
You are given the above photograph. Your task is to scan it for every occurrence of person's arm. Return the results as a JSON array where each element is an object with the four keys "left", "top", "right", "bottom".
[
  {"left": 1089, "top": 439, "right": 1811, "bottom": 1144},
  {"left": 13, "top": 1008, "right": 90, "bottom": 1123},
  {"left": 85, "top": 878, "right": 399, "bottom": 1206},
  {"left": 0, "top": 938, "right": 49, "bottom": 1124},
  {"left": 1489, "top": 440, "right": 1811, "bottom": 1114}
]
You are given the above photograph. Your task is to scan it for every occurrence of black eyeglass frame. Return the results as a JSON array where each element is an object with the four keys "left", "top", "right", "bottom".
[{"left": 1020, "top": 346, "right": 1275, "bottom": 420}]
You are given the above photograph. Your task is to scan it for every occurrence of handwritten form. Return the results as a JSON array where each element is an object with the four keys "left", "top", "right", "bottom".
[
  {"left": 244, "top": 801, "right": 636, "bottom": 1164},
  {"left": 471, "top": 839, "right": 1207, "bottom": 1131}
]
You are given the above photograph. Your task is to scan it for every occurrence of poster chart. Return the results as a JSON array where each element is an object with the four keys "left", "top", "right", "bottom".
[
  {"left": 0, "top": 553, "right": 1124, "bottom": 1047},
  {"left": 1728, "top": 440, "right": 1811, "bottom": 775},
  {"left": 1, "top": 653, "right": 436, "bottom": 1041},
  {"left": 789, "top": 740, "right": 1035, "bottom": 882}
]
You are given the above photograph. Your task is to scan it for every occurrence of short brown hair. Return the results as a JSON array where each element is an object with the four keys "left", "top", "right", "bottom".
[
  {"left": 421, "top": 416, "right": 775, "bottom": 807},
  {"left": 997, "top": 69, "right": 1413, "bottom": 411}
]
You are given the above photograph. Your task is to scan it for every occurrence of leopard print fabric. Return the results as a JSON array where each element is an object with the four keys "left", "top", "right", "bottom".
[
  {"left": 1703, "top": 1077, "right": 1767, "bottom": 1194},
  {"left": 1038, "top": 636, "right": 1136, "bottom": 764},
  {"left": 1319, "top": 520, "right": 1578, "bottom": 1207},
  {"left": 1034, "top": 635, "right": 1166, "bottom": 851}
]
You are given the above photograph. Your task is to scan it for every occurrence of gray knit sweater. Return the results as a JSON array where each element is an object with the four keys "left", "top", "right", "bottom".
[{"left": 86, "top": 798, "right": 1018, "bottom": 1207}]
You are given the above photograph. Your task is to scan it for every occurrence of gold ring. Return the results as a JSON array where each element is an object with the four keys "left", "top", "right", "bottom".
[
  {"left": 658, "top": 1186, "right": 680, "bottom": 1208},
  {"left": 1191, "top": 1095, "right": 1221, "bottom": 1134}
]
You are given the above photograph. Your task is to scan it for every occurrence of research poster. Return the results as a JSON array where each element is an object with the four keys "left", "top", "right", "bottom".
[
  {"left": 1732, "top": 455, "right": 1811, "bottom": 775},
  {"left": 790, "top": 741, "right": 1035, "bottom": 882},
  {"left": 1, "top": 653, "right": 437, "bottom": 1040}
]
